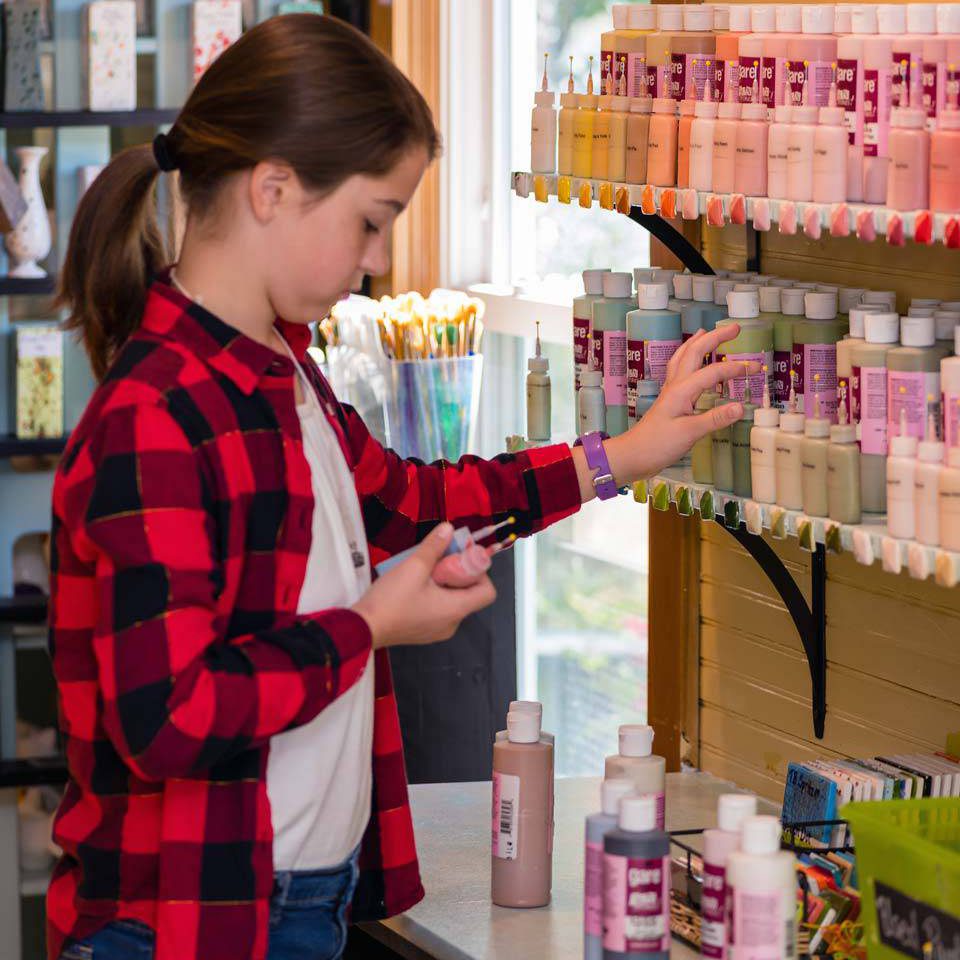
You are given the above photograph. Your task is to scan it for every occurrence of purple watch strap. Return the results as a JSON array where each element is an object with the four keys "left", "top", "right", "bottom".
[{"left": 581, "top": 431, "right": 619, "bottom": 501}]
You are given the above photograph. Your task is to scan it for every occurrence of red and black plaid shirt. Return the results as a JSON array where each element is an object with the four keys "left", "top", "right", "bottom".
[{"left": 46, "top": 278, "right": 582, "bottom": 960}]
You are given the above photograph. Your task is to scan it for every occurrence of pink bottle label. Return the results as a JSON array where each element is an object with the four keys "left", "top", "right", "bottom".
[
  {"left": 787, "top": 60, "right": 807, "bottom": 107},
  {"left": 729, "top": 888, "right": 788, "bottom": 960},
  {"left": 713, "top": 58, "right": 727, "bottom": 102},
  {"left": 602, "top": 853, "right": 671, "bottom": 954},
  {"left": 670, "top": 54, "right": 686, "bottom": 101},
  {"left": 491, "top": 771, "right": 519, "bottom": 860},
  {"left": 773, "top": 350, "right": 792, "bottom": 410},
  {"left": 836, "top": 58, "right": 861, "bottom": 147},
  {"left": 838, "top": 374, "right": 852, "bottom": 426},
  {"left": 653, "top": 791, "right": 665, "bottom": 830},
  {"left": 863, "top": 69, "right": 891, "bottom": 158},
  {"left": 723, "top": 350, "right": 774, "bottom": 402},
  {"left": 701, "top": 862, "right": 727, "bottom": 959},
  {"left": 857, "top": 365, "right": 889, "bottom": 455},
  {"left": 627, "top": 52, "right": 648, "bottom": 99},
  {"left": 945, "top": 391, "right": 960, "bottom": 450},
  {"left": 603, "top": 330, "right": 628, "bottom": 406},
  {"left": 669, "top": 53, "right": 712, "bottom": 101},
  {"left": 949, "top": 69, "right": 960, "bottom": 109},
  {"left": 851, "top": 364, "right": 862, "bottom": 425},
  {"left": 601, "top": 49, "right": 615, "bottom": 91},
  {"left": 787, "top": 59, "right": 833, "bottom": 107},
  {"left": 891, "top": 52, "right": 912, "bottom": 109},
  {"left": 739, "top": 56, "right": 761, "bottom": 103},
  {"left": 591, "top": 331, "right": 604, "bottom": 375},
  {"left": 584, "top": 840, "right": 604, "bottom": 938},
  {"left": 761, "top": 56, "right": 785, "bottom": 119},
  {"left": 647, "top": 339, "right": 682, "bottom": 383},
  {"left": 923, "top": 63, "right": 941, "bottom": 132},
  {"left": 645, "top": 65, "right": 660, "bottom": 98},
  {"left": 793, "top": 342, "right": 838, "bottom": 421},
  {"left": 574, "top": 316, "right": 591, "bottom": 383},
  {"left": 888, "top": 370, "right": 941, "bottom": 441}
]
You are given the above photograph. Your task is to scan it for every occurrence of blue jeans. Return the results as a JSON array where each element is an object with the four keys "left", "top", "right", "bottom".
[{"left": 60, "top": 849, "right": 361, "bottom": 960}]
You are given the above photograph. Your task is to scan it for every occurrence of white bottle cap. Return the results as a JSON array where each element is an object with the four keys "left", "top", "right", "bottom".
[
  {"left": 911, "top": 298, "right": 941, "bottom": 308},
  {"left": 938, "top": 2, "right": 960, "bottom": 34},
  {"left": 695, "top": 97, "right": 720, "bottom": 118},
  {"left": 674, "top": 274, "right": 694, "bottom": 301},
  {"left": 509, "top": 700, "right": 542, "bottom": 719},
  {"left": 759, "top": 286, "right": 782, "bottom": 314},
  {"left": 863, "top": 290, "right": 897, "bottom": 310},
  {"left": 717, "top": 793, "right": 759, "bottom": 833},
  {"left": 780, "top": 410, "right": 806, "bottom": 433},
  {"left": 741, "top": 815, "right": 782, "bottom": 856},
  {"left": 584, "top": 269, "right": 611, "bottom": 295},
  {"left": 602, "top": 778, "right": 636, "bottom": 815},
  {"left": 805, "top": 414, "right": 831, "bottom": 438},
  {"left": 831, "top": 422, "right": 857, "bottom": 443},
  {"left": 657, "top": 4, "right": 684, "bottom": 31},
  {"left": 693, "top": 275, "right": 716, "bottom": 303},
  {"left": 865, "top": 311, "right": 901, "bottom": 344},
  {"left": 714, "top": 279, "right": 737, "bottom": 306},
  {"left": 848, "top": 304, "right": 883, "bottom": 338},
  {"left": 781, "top": 288, "right": 807, "bottom": 317},
  {"left": 507, "top": 710, "right": 540, "bottom": 744},
  {"left": 612, "top": 3, "right": 632, "bottom": 29},
  {"left": 630, "top": 5, "right": 658, "bottom": 30},
  {"left": 919, "top": 438, "right": 945, "bottom": 463},
  {"left": 820, "top": 98, "right": 845, "bottom": 126},
  {"left": 753, "top": 275, "right": 775, "bottom": 286},
  {"left": 803, "top": 4, "right": 836, "bottom": 34},
  {"left": 638, "top": 282, "right": 671, "bottom": 310},
  {"left": 892, "top": 104, "right": 927, "bottom": 130},
  {"left": 560, "top": 92, "right": 579, "bottom": 109},
  {"left": 727, "top": 290, "right": 761, "bottom": 319},
  {"left": 851, "top": 4, "right": 879, "bottom": 33},
  {"left": 907, "top": 3, "right": 936, "bottom": 33},
  {"left": 877, "top": 4, "right": 907, "bottom": 33},
  {"left": 619, "top": 794, "right": 658, "bottom": 833},
  {"left": 794, "top": 281, "right": 820, "bottom": 289},
  {"left": 777, "top": 4, "right": 803, "bottom": 31},
  {"left": 653, "top": 97, "right": 678, "bottom": 115},
  {"left": 942, "top": 301, "right": 960, "bottom": 312},
  {"left": 835, "top": 4, "right": 853, "bottom": 33},
  {"left": 713, "top": 269, "right": 731, "bottom": 278},
  {"left": 734, "top": 283, "right": 760, "bottom": 293},
  {"left": 729, "top": 4, "right": 753, "bottom": 31},
  {"left": 634, "top": 268, "right": 657, "bottom": 286},
  {"left": 769, "top": 277, "right": 796, "bottom": 288},
  {"left": 679, "top": 97, "right": 698, "bottom": 116},
  {"left": 901, "top": 314, "right": 935, "bottom": 347},
  {"left": 730, "top": 272, "right": 753, "bottom": 282},
  {"left": 684, "top": 4, "right": 714, "bottom": 31},
  {"left": 631, "top": 97, "right": 654, "bottom": 114},
  {"left": 909, "top": 306, "right": 936, "bottom": 318},
  {"left": 935, "top": 312, "right": 960, "bottom": 341},
  {"left": 755, "top": 406, "right": 781, "bottom": 428},
  {"left": 535, "top": 89, "right": 556, "bottom": 108},
  {"left": 603, "top": 271, "right": 634, "bottom": 299},
  {"left": 839, "top": 288, "right": 866, "bottom": 314},
  {"left": 774, "top": 100, "right": 794, "bottom": 123},
  {"left": 619, "top": 723, "right": 655, "bottom": 757},
  {"left": 890, "top": 431, "right": 919, "bottom": 458},
  {"left": 653, "top": 268, "right": 680, "bottom": 288},
  {"left": 752, "top": 4, "right": 777, "bottom": 31},
  {"left": 817, "top": 284, "right": 840, "bottom": 293},
  {"left": 637, "top": 379, "right": 661, "bottom": 398},
  {"left": 805, "top": 291, "right": 839, "bottom": 320},
  {"left": 714, "top": 3, "right": 731, "bottom": 30}
]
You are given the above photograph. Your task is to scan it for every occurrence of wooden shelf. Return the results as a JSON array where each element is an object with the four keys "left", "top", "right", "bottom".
[
  {"left": 0, "top": 758, "right": 67, "bottom": 789},
  {"left": 0, "top": 435, "right": 67, "bottom": 459},
  {"left": 0, "top": 595, "right": 48, "bottom": 625},
  {"left": 0, "top": 276, "right": 56, "bottom": 297},
  {"left": 0, "top": 108, "right": 179, "bottom": 130}
]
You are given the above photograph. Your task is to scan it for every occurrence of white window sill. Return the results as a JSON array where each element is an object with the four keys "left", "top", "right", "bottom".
[{"left": 465, "top": 284, "right": 572, "bottom": 346}]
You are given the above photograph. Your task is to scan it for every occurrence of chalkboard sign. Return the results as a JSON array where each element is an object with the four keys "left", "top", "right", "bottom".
[{"left": 874, "top": 881, "right": 960, "bottom": 958}]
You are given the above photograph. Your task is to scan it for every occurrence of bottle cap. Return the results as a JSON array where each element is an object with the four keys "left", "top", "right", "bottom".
[
  {"left": 741, "top": 815, "right": 782, "bottom": 856},
  {"left": 693, "top": 275, "right": 716, "bottom": 303},
  {"left": 730, "top": 272, "right": 753, "bottom": 282},
  {"left": 714, "top": 279, "right": 738, "bottom": 306},
  {"left": 805, "top": 414, "right": 831, "bottom": 438},
  {"left": 714, "top": 3, "right": 731, "bottom": 30},
  {"left": 509, "top": 700, "right": 542, "bottom": 719},
  {"left": 909, "top": 306, "right": 936, "bottom": 317},
  {"left": 619, "top": 723, "right": 655, "bottom": 757},
  {"left": 907, "top": 3, "right": 936, "bottom": 33},
  {"left": 911, "top": 298, "right": 941, "bottom": 308},
  {"left": 619, "top": 794, "right": 659, "bottom": 833},
  {"left": 684, "top": 4, "right": 714, "bottom": 31},
  {"left": 851, "top": 4, "right": 879, "bottom": 34},
  {"left": 890, "top": 431, "right": 919, "bottom": 458},
  {"left": 612, "top": 3, "right": 632, "bottom": 29},
  {"left": 835, "top": 4, "right": 853, "bottom": 32},
  {"left": 601, "top": 778, "right": 636, "bottom": 816},
  {"left": 935, "top": 311, "right": 960, "bottom": 341},
  {"left": 528, "top": 356, "right": 549, "bottom": 373},
  {"left": 506, "top": 710, "right": 540, "bottom": 744},
  {"left": 657, "top": 4, "right": 684, "bottom": 31},
  {"left": 634, "top": 268, "right": 657, "bottom": 286},
  {"left": 638, "top": 282, "right": 671, "bottom": 310},
  {"left": 674, "top": 274, "right": 694, "bottom": 301},
  {"left": 781, "top": 288, "right": 807, "bottom": 317},
  {"left": 831, "top": 422, "right": 857, "bottom": 443},
  {"left": 713, "top": 269, "right": 731, "bottom": 278},
  {"left": 864, "top": 311, "right": 901, "bottom": 344},
  {"left": 727, "top": 289, "right": 761, "bottom": 319},
  {"left": 752, "top": 4, "right": 777, "bottom": 31},
  {"left": 817, "top": 284, "right": 840, "bottom": 293},
  {"left": 805, "top": 291, "right": 839, "bottom": 320},
  {"left": 729, "top": 4, "right": 753, "bottom": 31},
  {"left": 741, "top": 100, "right": 768, "bottom": 121},
  {"left": 901, "top": 314, "right": 935, "bottom": 347},
  {"left": 802, "top": 4, "right": 836, "bottom": 33},
  {"left": 652, "top": 268, "right": 680, "bottom": 288},
  {"left": 631, "top": 96, "right": 654, "bottom": 114},
  {"left": 938, "top": 2, "right": 960, "bottom": 34},
  {"left": 734, "top": 283, "right": 761, "bottom": 293},
  {"left": 759, "top": 286, "right": 782, "bottom": 314},
  {"left": 794, "top": 281, "right": 820, "bottom": 289},
  {"left": 755, "top": 406, "right": 781, "bottom": 427},
  {"left": 580, "top": 93, "right": 600, "bottom": 110},
  {"left": 603, "top": 271, "right": 634, "bottom": 298},
  {"left": 695, "top": 96, "right": 720, "bottom": 118},
  {"left": 848, "top": 304, "right": 883, "bottom": 338},
  {"left": 942, "top": 301, "right": 960, "bottom": 312},
  {"left": 560, "top": 92, "right": 579, "bottom": 109},
  {"left": 862, "top": 290, "right": 897, "bottom": 310},
  {"left": 717, "top": 793, "right": 759, "bottom": 833},
  {"left": 653, "top": 96, "right": 678, "bottom": 115},
  {"left": 580, "top": 369, "right": 602, "bottom": 387},
  {"left": 839, "top": 288, "right": 867, "bottom": 314},
  {"left": 679, "top": 97, "right": 697, "bottom": 116},
  {"left": 753, "top": 275, "right": 775, "bottom": 286},
  {"left": 918, "top": 439, "right": 945, "bottom": 463},
  {"left": 637, "top": 379, "right": 661, "bottom": 398},
  {"left": 583, "top": 269, "right": 611, "bottom": 295},
  {"left": 535, "top": 89, "right": 556, "bottom": 108},
  {"left": 780, "top": 410, "right": 806, "bottom": 432},
  {"left": 769, "top": 277, "right": 796, "bottom": 288},
  {"left": 777, "top": 4, "right": 803, "bottom": 31},
  {"left": 598, "top": 94, "right": 615, "bottom": 111},
  {"left": 876, "top": 4, "right": 907, "bottom": 33},
  {"left": 630, "top": 5, "right": 658, "bottom": 30}
]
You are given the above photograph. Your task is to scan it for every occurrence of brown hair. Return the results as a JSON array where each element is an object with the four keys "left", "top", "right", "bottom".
[{"left": 59, "top": 14, "right": 440, "bottom": 381}]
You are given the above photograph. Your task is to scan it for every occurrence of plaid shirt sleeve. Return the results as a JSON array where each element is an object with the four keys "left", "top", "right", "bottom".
[{"left": 56, "top": 399, "right": 372, "bottom": 783}]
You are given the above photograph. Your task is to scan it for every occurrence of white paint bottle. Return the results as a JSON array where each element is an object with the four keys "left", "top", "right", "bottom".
[
  {"left": 887, "top": 406, "right": 919, "bottom": 540},
  {"left": 828, "top": 387, "right": 862, "bottom": 524},
  {"left": 941, "top": 327, "right": 960, "bottom": 452},
  {"left": 915, "top": 408, "right": 944, "bottom": 546},
  {"left": 532, "top": 54, "right": 558, "bottom": 174},
  {"left": 775, "top": 373, "right": 806, "bottom": 511},
  {"left": 751, "top": 373, "right": 781, "bottom": 504},
  {"left": 526, "top": 322, "right": 551, "bottom": 442},
  {"left": 938, "top": 402, "right": 960, "bottom": 552},
  {"left": 579, "top": 370, "right": 606, "bottom": 435},
  {"left": 604, "top": 724, "right": 666, "bottom": 830}
]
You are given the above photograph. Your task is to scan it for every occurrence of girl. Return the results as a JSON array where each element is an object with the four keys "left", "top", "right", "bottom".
[{"left": 47, "top": 14, "right": 746, "bottom": 960}]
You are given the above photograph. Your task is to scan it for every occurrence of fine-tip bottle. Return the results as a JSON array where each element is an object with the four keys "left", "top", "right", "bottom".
[
  {"left": 574, "top": 268, "right": 611, "bottom": 394},
  {"left": 915, "top": 405, "right": 944, "bottom": 546},
  {"left": 527, "top": 322, "right": 551, "bottom": 442},
  {"left": 602, "top": 795, "right": 671, "bottom": 960},
  {"left": 732, "top": 370, "right": 756, "bottom": 498},
  {"left": 593, "top": 76, "right": 615, "bottom": 181},
  {"left": 938, "top": 399, "right": 960, "bottom": 552},
  {"left": 646, "top": 96, "right": 679, "bottom": 187},
  {"left": 689, "top": 77, "right": 719, "bottom": 192},
  {"left": 532, "top": 53, "right": 558, "bottom": 175},
  {"left": 593, "top": 271, "right": 634, "bottom": 437},
  {"left": 712, "top": 375, "right": 736, "bottom": 492},
  {"left": 700, "top": 793, "right": 758, "bottom": 960},
  {"left": 712, "top": 70, "right": 740, "bottom": 194},
  {"left": 887, "top": 61, "right": 930, "bottom": 211},
  {"left": 776, "top": 373, "right": 806, "bottom": 511},
  {"left": 786, "top": 76, "right": 818, "bottom": 202},
  {"left": 800, "top": 384, "right": 831, "bottom": 518},
  {"left": 793, "top": 290, "right": 842, "bottom": 421},
  {"left": 626, "top": 282, "right": 682, "bottom": 423},
  {"left": 608, "top": 76, "right": 631, "bottom": 182},
  {"left": 604, "top": 724, "right": 667, "bottom": 829},
  {"left": 751, "top": 372, "right": 780, "bottom": 504},
  {"left": 735, "top": 77, "right": 769, "bottom": 197},
  {"left": 726, "top": 816, "right": 798, "bottom": 960},
  {"left": 887, "top": 405, "right": 919, "bottom": 540},
  {"left": 491, "top": 709, "right": 553, "bottom": 908},
  {"left": 767, "top": 69, "right": 793, "bottom": 198},
  {"left": 579, "top": 370, "right": 606, "bottom": 435},
  {"left": 813, "top": 79, "right": 848, "bottom": 204},
  {"left": 827, "top": 383, "right": 862, "bottom": 524},
  {"left": 626, "top": 94, "right": 653, "bottom": 184},
  {"left": 574, "top": 58, "right": 599, "bottom": 179},
  {"left": 558, "top": 56, "right": 579, "bottom": 176},
  {"left": 692, "top": 383, "right": 721, "bottom": 484},
  {"left": 584, "top": 779, "right": 636, "bottom": 960}
]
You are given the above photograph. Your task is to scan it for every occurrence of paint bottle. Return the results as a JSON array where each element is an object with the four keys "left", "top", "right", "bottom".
[
  {"left": 851, "top": 311, "right": 901, "bottom": 513},
  {"left": 716, "top": 289, "right": 774, "bottom": 402},
  {"left": 584, "top": 778, "right": 636, "bottom": 960},
  {"left": 929, "top": 102, "right": 960, "bottom": 213},
  {"left": 527, "top": 322, "right": 551, "bottom": 442},
  {"left": 619, "top": 5, "right": 658, "bottom": 99},
  {"left": 593, "top": 271, "right": 634, "bottom": 437},
  {"left": 793, "top": 291, "right": 842, "bottom": 422},
  {"left": 717, "top": 3, "right": 752, "bottom": 104},
  {"left": 862, "top": 290, "right": 898, "bottom": 311},
  {"left": 559, "top": 57, "right": 579, "bottom": 176},
  {"left": 939, "top": 399, "right": 960, "bottom": 552},
  {"left": 690, "top": 78, "right": 719, "bottom": 191},
  {"left": 922, "top": 4, "right": 960, "bottom": 135},
  {"left": 700, "top": 793, "right": 758, "bottom": 960},
  {"left": 836, "top": 3, "right": 878, "bottom": 202},
  {"left": 787, "top": 4, "right": 838, "bottom": 108},
  {"left": 677, "top": 96, "right": 697, "bottom": 187},
  {"left": 764, "top": 285, "right": 795, "bottom": 411},
  {"left": 671, "top": 272, "right": 694, "bottom": 315},
  {"left": 828, "top": 386, "right": 862, "bottom": 524},
  {"left": 887, "top": 407, "right": 919, "bottom": 539},
  {"left": 732, "top": 373, "right": 757, "bottom": 498},
  {"left": 646, "top": 97, "right": 679, "bottom": 187},
  {"left": 734, "top": 5, "right": 764, "bottom": 106},
  {"left": 887, "top": 63, "right": 930, "bottom": 211},
  {"left": 693, "top": 385, "right": 720, "bottom": 484},
  {"left": 942, "top": 328, "right": 960, "bottom": 452},
  {"left": 491, "top": 709, "right": 553, "bottom": 908},
  {"left": 647, "top": 6, "right": 678, "bottom": 100},
  {"left": 934, "top": 312, "right": 960, "bottom": 350},
  {"left": 726, "top": 817, "right": 798, "bottom": 960},
  {"left": 683, "top": 275, "right": 723, "bottom": 341},
  {"left": 635, "top": 381, "right": 660, "bottom": 423},
  {"left": 888, "top": 314, "right": 942, "bottom": 445},
  {"left": 574, "top": 268, "right": 610, "bottom": 393},
  {"left": 601, "top": 5, "right": 630, "bottom": 94},
  {"left": 574, "top": 60, "right": 599, "bottom": 179},
  {"left": 751, "top": 373, "right": 781, "bottom": 504},
  {"left": 532, "top": 54, "right": 558, "bottom": 175},
  {"left": 758, "top": 4, "right": 799, "bottom": 121},
  {"left": 735, "top": 81, "right": 769, "bottom": 197},
  {"left": 593, "top": 84, "right": 615, "bottom": 181},
  {"left": 776, "top": 374, "right": 806, "bottom": 511},
  {"left": 674, "top": 5, "right": 718, "bottom": 103},
  {"left": 915, "top": 407, "right": 944, "bottom": 546},
  {"left": 604, "top": 724, "right": 667, "bottom": 830},
  {"left": 837, "top": 304, "right": 882, "bottom": 424},
  {"left": 892, "top": 4, "right": 934, "bottom": 111},
  {"left": 713, "top": 73, "right": 741, "bottom": 193},
  {"left": 626, "top": 96, "right": 653, "bottom": 184},
  {"left": 787, "top": 79, "right": 819, "bottom": 202},
  {"left": 801, "top": 386, "right": 832, "bottom": 518},
  {"left": 608, "top": 85, "right": 631, "bottom": 182},
  {"left": 626, "top": 283, "right": 681, "bottom": 424},
  {"left": 602, "top": 795, "right": 671, "bottom": 960},
  {"left": 652, "top": 269, "right": 681, "bottom": 298},
  {"left": 579, "top": 370, "right": 606, "bottom": 436},
  {"left": 767, "top": 70, "right": 793, "bottom": 197},
  {"left": 712, "top": 376, "right": 737, "bottom": 492},
  {"left": 813, "top": 81, "right": 848, "bottom": 203},
  {"left": 494, "top": 700, "right": 555, "bottom": 745}
]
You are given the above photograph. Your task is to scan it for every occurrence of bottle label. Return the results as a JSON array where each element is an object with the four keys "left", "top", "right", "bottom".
[
  {"left": 786, "top": 60, "right": 807, "bottom": 107},
  {"left": 761, "top": 56, "right": 785, "bottom": 120},
  {"left": 836, "top": 58, "right": 861, "bottom": 147},
  {"left": 603, "top": 853, "right": 671, "bottom": 954},
  {"left": 793, "top": 342, "right": 838, "bottom": 421},
  {"left": 773, "top": 350, "right": 792, "bottom": 410},
  {"left": 584, "top": 840, "right": 604, "bottom": 938},
  {"left": 786, "top": 58, "right": 833, "bottom": 108},
  {"left": 645, "top": 64, "right": 660, "bottom": 98},
  {"left": 491, "top": 771, "right": 519, "bottom": 860},
  {"left": 719, "top": 350, "right": 774, "bottom": 403},
  {"left": 615, "top": 52, "right": 628, "bottom": 96},
  {"left": 603, "top": 330, "right": 628, "bottom": 406},
  {"left": 671, "top": 53, "right": 713, "bottom": 102},
  {"left": 858, "top": 365, "right": 890, "bottom": 455},
  {"left": 863, "top": 69, "right": 891, "bottom": 158},
  {"left": 657, "top": 63, "right": 672, "bottom": 100},
  {"left": 626, "top": 52, "right": 647, "bottom": 99},
  {"left": 729, "top": 888, "right": 795, "bottom": 960},
  {"left": 652, "top": 791, "right": 665, "bottom": 830},
  {"left": 837, "top": 372, "right": 852, "bottom": 426},
  {"left": 591, "top": 331, "right": 604, "bottom": 375},
  {"left": 627, "top": 339, "right": 644, "bottom": 420},
  {"left": 739, "top": 56, "right": 761, "bottom": 104},
  {"left": 891, "top": 52, "right": 912, "bottom": 109},
  {"left": 923, "top": 63, "right": 941, "bottom": 132},
  {"left": 888, "top": 370, "right": 941, "bottom": 441},
  {"left": 648, "top": 339, "right": 681, "bottom": 384},
  {"left": 669, "top": 54, "right": 687, "bottom": 101},
  {"left": 712, "top": 58, "right": 727, "bottom": 103},
  {"left": 601, "top": 49, "right": 615, "bottom": 91},
  {"left": 949, "top": 69, "right": 960, "bottom": 110},
  {"left": 945, "top": 391, "right": 960, "bottom": 450},
  {"left": 574, "top": 315, "right": 591, "bottom": 388},
  {"left": 701, "top": 862, "right": 727, "bottom": 959}
]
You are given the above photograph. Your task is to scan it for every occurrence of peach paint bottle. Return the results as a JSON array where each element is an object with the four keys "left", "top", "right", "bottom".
[
  {"left": 892, "top": 4, "right": 935, "bottom": 111},
  {"left": 736, "top": 88, "right": 770, "bottom": 196},
  {"left": 648, "top": 5, "right": 682, "bottom": 99},
  {"left": 647, "top": 96, "right": 679, "bottom": 186},
  {"left": 814, "top": 81, "right": 848, "bottom": 203},
  {"left": 616, "top": 4, "right": 658, "bottom": 100},
  {"left": 756, "top": 4, "right": 800, "bottom": 121},
  {"left": 714, "top": 3, "right": 752, "bottom": 103},
  {"left": 768, "top": 69, "right": 794, "bottom": 197},
  {"left": 689, "top": 78, "right": 719, "bottom": 191},
  {"left": 786, "top": 5, "right": 838, "bottom": 109},
  {"left": 836, "top": 4, "right": 878, "bottom": 203},
  {"left": 713, "top": 73, "right": 741, "bottom": 193},
  {"left": 888, "top": 64, "right": 930, "bottom": 210},
  {"left": 626, "top": 95, "right": 653, "bottom": 184},
  {"left": 787, "top": 80, "right": 818, "bottom": 201},
  {"left": 923, "top": 4, "right": 960, "bottom": 134},
  {"left": 601, "top": 4, "right": 630, "bottom": 94},
  {"left": 677, "top": 96, "right": 696, "bottom": 188},
  {"left": 672, "top": 5, "right": 717, "bottom": 104},
  {"left": 930, "top": 102, "right": 960, "bottom": 212}
]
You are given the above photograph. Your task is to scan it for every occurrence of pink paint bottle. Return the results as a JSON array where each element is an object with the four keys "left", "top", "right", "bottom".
[
  {"left": 737, "top": 6, "right": 769, "bottom": 111},
  {"left": 758, "top": 4, "right": 801, "bottom": 121},
  {"left": 930, "top": 101, "right": 960, "bottom": 213},
  {"left": 923, "top": 4, "right": 960, "bottom": 134},
  {"left": 674, "top": 5, "right": 717, "bottom": 104},
  {"left": 646, "top": 97, "right": 679, "bottom": 187},
  {"left": 836, "top": 4, "right": 878, "bottom": 203},
  {"left": 787, "top": 79, "right": 819, "bottom": 201},
  {"left": 690, "top": 78, "right": 719, "bottom": 191},
  {"left": 814, "top": 80, "right": 848, "bottom": 203},
  {"left": 713, "top": 3, "right": 752, "bottom": 103},
  {"left": 736, "top": 80, "right": 770, "bottom": 197},
  {"left": 887, "top": 64, "right": 930, "bottom": 211},
  {"left": 892, "top": 4, "right": 935, "bottom": 111},
  {"left": 713, "top": 73, "right": 741, "bottom": 193},
  {"left": 787, "top": 5, "right": 838, "bottom": 109},
  {"left": 768, "top": 69, "right": 794, "bottom": 197}
]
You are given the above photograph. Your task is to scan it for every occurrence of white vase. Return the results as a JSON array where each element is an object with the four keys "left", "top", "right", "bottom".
[{"left": 5, "top": 146, "right": 51, "bottom": 279}]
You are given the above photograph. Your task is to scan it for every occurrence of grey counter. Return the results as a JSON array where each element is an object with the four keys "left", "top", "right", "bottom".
[{"left": 362, "top": 772, "right": 778, "bottom": 960}]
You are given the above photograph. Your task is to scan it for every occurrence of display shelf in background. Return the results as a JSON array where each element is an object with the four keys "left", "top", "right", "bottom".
[
  {"left": 512, "top": 172, "right": 960, "bottom": 250},
  {"left": 0, "top": 108, "right": 180, "bottom": 130},
  {"left": 0, "top": 436, "right": 67, "bottom": 459},
  {"left": 0, "top": 277, "right": 56, "bottom": 297}
]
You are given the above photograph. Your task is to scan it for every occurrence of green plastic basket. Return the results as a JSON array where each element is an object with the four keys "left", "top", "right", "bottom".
[{"left": 843, "top": 798, "right": 960, "bottom": 960}]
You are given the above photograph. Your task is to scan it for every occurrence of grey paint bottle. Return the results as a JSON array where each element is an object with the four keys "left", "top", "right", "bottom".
[
  {"left": 711, "top": 378, "right": 736, "bottom": 492},
  {"left": 732, "top": 376, "right": 757, "bottom": 498}
]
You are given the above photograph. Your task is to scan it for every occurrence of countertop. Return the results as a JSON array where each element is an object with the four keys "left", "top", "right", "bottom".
[{"left": 362, "top": 772, "right": 778, "bottom": 960}]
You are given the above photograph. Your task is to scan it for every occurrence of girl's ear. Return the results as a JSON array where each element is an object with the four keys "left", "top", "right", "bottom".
[{"left": 248, "top": 160, "right": 294, "bottom": 224}]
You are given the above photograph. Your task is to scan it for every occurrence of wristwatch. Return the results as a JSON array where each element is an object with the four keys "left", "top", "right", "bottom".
[{"left": 580, "top": 431, "right": 619, "bottom": 501}]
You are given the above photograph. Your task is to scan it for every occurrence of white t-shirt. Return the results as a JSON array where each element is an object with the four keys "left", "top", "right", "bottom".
[{"left": 266, "top": 343, "right": 374, "bottom": 871}]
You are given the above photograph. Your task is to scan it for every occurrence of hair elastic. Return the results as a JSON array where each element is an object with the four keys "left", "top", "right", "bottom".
[{"left": 152, "top": 133, "right": 178, "bottom": 173}]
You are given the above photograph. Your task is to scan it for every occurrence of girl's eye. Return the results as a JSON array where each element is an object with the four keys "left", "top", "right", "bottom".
[{"left": 364, "top": 220, "right": 380, "bottom": 235}]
